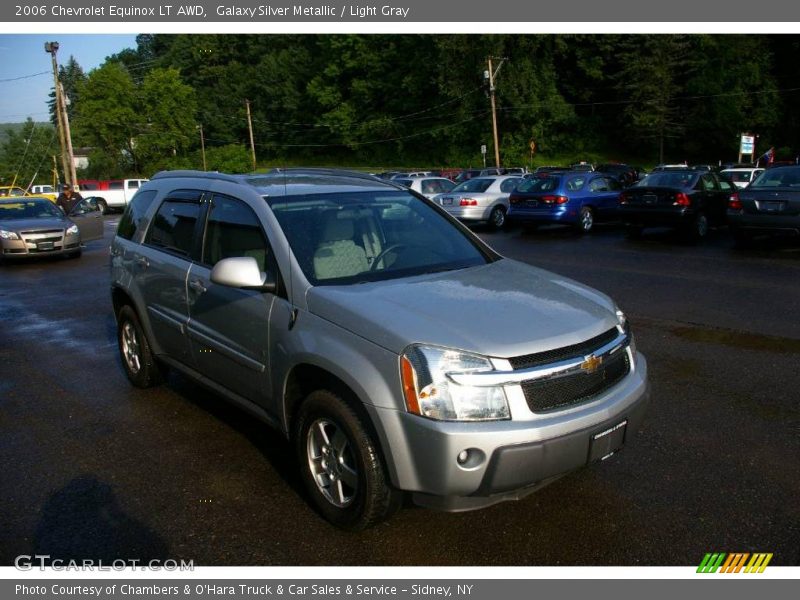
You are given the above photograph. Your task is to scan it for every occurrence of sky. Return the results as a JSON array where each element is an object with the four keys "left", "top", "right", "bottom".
[{"left": 0, "top": 34, "right": 138, "bottom": 123}]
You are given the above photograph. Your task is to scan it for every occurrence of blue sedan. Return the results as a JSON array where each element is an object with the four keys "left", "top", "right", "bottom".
[{"left": 507, "top": 172, "right": 623, "bottom": 233}]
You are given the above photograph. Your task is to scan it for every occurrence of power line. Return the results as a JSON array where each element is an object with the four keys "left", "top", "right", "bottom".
[{"left": 0, "top": 70, "right": 50, "bottom": 83}]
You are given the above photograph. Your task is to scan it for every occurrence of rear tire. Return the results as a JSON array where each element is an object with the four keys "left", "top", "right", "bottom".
[
  {"left": 733, "top": 228, "right": 754, "bottom": 249},
  {"left": 117, "top": 305, "right": 164, "bottom": 388},
  {"left": 574, "top": 206, "right": 595, "bottom": 234},
  {"left": 96, "top": 199, "right": 108, "bottom": 215},
  {"left": 488, "top": 205, "right": 507, "bottom": 230},
  {"left": 684, "top": 211, "right": 709, "bottom": 243},
  {"left": 294, "top": 389, "right": 401, "bottom": 530}
]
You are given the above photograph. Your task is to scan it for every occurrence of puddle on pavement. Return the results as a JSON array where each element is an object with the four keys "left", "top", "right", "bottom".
[{"left": 670, "top": 326, "right": 800, "bottom": 354}]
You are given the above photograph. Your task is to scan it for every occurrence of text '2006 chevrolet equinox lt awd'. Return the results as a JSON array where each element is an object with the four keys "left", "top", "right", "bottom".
[{"left": 110, "top": 169, "right": 649, "bottom": 530}]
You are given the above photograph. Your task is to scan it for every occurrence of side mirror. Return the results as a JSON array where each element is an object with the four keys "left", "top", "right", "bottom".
[{"left": 210, "top": 256, "right": 277, "bottom": 293}]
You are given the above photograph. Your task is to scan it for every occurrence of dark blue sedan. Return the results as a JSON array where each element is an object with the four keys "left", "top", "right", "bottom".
[{"left": 507, "top": 172, "right": 623, "bottom": 233}]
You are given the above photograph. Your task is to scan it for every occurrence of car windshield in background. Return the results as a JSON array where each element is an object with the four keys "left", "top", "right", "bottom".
[
  {"left": 639, "top": 171, "right": 698, "bottom": 188},
  {"left": 750, "top": 167, "right": 800, "bottom": 188},
  {"left": 0, "top": 200, "right": 63, "bottom": 220},
  {"left": 267, "top": 190, "right": 492, "bottom": 286},
  {"left": 517, "top": 176, "right": 561, "bottom": 193},
  {"left": 451, "top": 178, "right": 494, "bottom": 193}
]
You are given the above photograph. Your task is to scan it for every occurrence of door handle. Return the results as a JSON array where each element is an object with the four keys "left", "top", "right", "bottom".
[{"left": 189, "top": 279, "right": 207, "bottom": 294}]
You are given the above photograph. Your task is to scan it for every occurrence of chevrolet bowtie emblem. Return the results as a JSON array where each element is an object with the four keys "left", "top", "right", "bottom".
[{"left": 581, "top": 354, "right": 603, "bottom": 373}]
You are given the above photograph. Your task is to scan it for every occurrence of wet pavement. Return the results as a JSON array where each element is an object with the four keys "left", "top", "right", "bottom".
[{"left": 1, "top": 217, "right": 798, "bottom": 566}]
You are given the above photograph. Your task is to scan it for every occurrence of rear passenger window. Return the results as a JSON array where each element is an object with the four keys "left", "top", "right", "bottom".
[
  {"left": 202, "top": 194, "right": 274, "bottom": 274},
  {"left": 145, "top": 196, "right": 202, "bottom": 257},
  {"left": 117, "top": 190, "right": 157, "bottom": 240}
]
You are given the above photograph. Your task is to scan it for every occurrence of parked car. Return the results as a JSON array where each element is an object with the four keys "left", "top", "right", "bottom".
[
  {"left": 507, "top": 171, "right": 623, "bottom": 233},
  {"left": 110, "top": 168, "right": 649, "bottom": 530},
  {"left": 393, "top": 176, "right": 456, "bottom": 200},
  {"left": 619, "top": 169, "right": 736, "bottom": 241},
  {"left": 30, "top": 185, "right": 57, "bottom": 200},
  {"left": 595, "top": 164, "right": 638, "bottom": 188},
  {"left": 0, "top": 196, "right": 103, "bottom": 261},
  {"left": 436, "top": 168, "right": 463, "bottom": 181},
  {"left": 89, "top": 179, "right": 149, "bottom": 214},
  {"left": 569, "top": 162, "right": 595, "bottom": 172},
  {"left": 720, "top": 168, "right": 765, "bottom": 189},
  {"left": 0, "top": 186, "right": 28, "bottom": 197},
  {"left": 453, "top": 169, "right": 483, "bottom": 183},
  {"left": 728, "top": 165, "right": 800, "bottom": 246},
  {"left": 503, "top": 167, "right": 528, "bottom": 176},
  {"left": 434, "top": 175, "right": 522, "bottom": 229}
]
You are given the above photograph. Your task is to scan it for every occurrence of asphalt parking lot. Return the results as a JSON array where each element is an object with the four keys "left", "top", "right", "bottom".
[{"left": 1, "top": 217, "right": 798, "bottom": 566}]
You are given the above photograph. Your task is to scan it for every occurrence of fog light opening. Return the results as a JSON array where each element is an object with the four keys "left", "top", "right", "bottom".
[{"left": 456, "top": 448, "right": 486, "bottom": 470}]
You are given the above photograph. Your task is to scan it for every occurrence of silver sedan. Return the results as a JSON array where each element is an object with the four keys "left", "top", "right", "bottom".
[
  {"left": 433, "top": 175, "right": 522, "bottom": 229},
  {"left": 0, "top": 197, "right": 103, "bottom": 261},
  {"left": 393, "top": 176, "right": 456, "bottom": 200}
]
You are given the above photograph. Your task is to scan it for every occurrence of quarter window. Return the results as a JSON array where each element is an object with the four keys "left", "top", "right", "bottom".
[{"left": 117, "top": 190, "right": 158, "bottom": 240}]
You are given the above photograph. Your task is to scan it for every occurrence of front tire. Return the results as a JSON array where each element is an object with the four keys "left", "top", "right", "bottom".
[
  {"left": 294, "top": 389, "right": 400, "bottom": 530},
  {"left": 96, "top": 199, "right": 108, "bottom": 215},
  {"left": 117, "top": 305, "right": 164, "bottom": 388},
  {"left": 488, "top": 205, "right": 507, "bottom": 230}
]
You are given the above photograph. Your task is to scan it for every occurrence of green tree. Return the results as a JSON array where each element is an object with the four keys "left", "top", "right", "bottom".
[
  {"left": 0, "top": 118, "right": 57, "bottom": 187},
  {"left": 48, "top": 56, "right": 87, "bottom": 127}
]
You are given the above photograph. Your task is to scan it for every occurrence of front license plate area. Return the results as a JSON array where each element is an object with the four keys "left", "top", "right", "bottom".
[
  {"left": 589, "top": 419, "right": 627, "bottom": 462},
  {"left": 36, "top": 241, "right": 54, "bottom": 251}
]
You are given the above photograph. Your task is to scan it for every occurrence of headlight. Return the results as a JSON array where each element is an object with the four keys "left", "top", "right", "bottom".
[
  {"left": 400, "top": 345, "right": 509, "bottom": 421},
  {"left": 0, "top": 229, "right": 20, "bottom": 240},
  {"left": 615, "top": 308, "right": 627, "bottom": 329},
  {"left": 66, "top": 224, "right": 79, "bottom": 235}
]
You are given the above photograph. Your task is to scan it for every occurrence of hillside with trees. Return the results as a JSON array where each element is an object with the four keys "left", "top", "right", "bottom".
[{"left": 3, "top": 34, "right": 798, "bottom": 181}]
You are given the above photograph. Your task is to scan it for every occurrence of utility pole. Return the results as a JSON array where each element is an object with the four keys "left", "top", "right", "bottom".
[
  {"left": 59, "top": 81, "right": 77, "bottom": 188},
  {"left": 198, "top": 124, "right": 206, "bottom": 171},
  {"left": 45, "top": 42, "right": 71, "bottom": 188},
  {"left": 485, "top": 56, "right": 507, "bottom": 169},
  {"left": 245, "top": 99, "right": 256, "bottom": 172}
]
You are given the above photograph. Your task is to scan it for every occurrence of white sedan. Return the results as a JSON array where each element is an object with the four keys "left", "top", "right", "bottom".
[
  {"left": 393, "top": 176, "right": 456, "bottom": 200},
  {"left": 720, "top": 168, "right": 764, "bottom": 189},
  {"left": 433, "top": 175, "right": 522, "bottom": 229}
]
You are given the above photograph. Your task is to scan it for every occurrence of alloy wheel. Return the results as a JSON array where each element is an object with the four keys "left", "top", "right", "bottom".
[
  {"left": 306, "top": 418, "right": 358, "bottom": 508},
  {"left": 121, "top": 321, "right": 142, "bottom": 374}
]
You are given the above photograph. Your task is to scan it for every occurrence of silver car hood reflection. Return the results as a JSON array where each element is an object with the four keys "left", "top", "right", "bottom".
[
  {"left": 0, "top": 216, "right": 67, "bottom": 232},
  {"left": 307, "top": 258, "right": 619, "bottom": 357}
]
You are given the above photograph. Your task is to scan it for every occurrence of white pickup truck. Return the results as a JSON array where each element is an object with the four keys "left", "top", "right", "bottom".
[{"left": 84, "top": 179, "right": 149, "bottom": 214}]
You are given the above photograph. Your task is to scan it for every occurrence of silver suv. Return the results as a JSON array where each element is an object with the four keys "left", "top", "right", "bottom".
[{"left": 110, "top": 169, "right": 649, "bottom": 530}]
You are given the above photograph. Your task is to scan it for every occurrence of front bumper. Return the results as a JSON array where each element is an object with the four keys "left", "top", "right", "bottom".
[
  {"left": 1, "top": 231, "right": 80, "bottom": 257},
  {"left": 371, "top": 351, "right": 649, "bottom": 511}
]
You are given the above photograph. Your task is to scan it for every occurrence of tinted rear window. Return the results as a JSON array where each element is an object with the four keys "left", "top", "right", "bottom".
[
  {"left": 145, "top": 198, "right": 201, "bottom": 257},
  {"left": 517, "top": 176, "right": 560, "bottom": 193},
  {"left": 750, "top": 167, "right": 800, "bottom": 188},
  {"left": 639, "top": 172, "right": 698, "bottom": 188},
  {"left": 452, "top": 178, "right": 494, "bottom": 193}
]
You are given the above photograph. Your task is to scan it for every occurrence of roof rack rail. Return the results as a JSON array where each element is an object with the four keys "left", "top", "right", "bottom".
[{"left": 151, "top": 170, "right": 243, "bottom": 184}]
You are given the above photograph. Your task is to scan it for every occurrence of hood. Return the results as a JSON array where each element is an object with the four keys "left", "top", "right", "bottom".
[
  {"left": 307, "top": 258, "right": 619, "bottom": 358},
  {"left": 0, "top": 217, "right": 68, "bottom": 232}
]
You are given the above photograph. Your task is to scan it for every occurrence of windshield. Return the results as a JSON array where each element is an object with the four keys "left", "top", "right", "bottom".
[
  {"left": 638, "top": 171, "right": 698, "bottom": 188},
  {"left": 267, "top": 191, "right": 492, "bottom": 286},
  {"left": 750, "top": 167, "right": 800, "bottom": 188},
  {"left": 451, "top": 178, "right": 493, "bottom": 193},
  {"left": 0, "top": 200, "right": 64, "bottom": 220}
]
